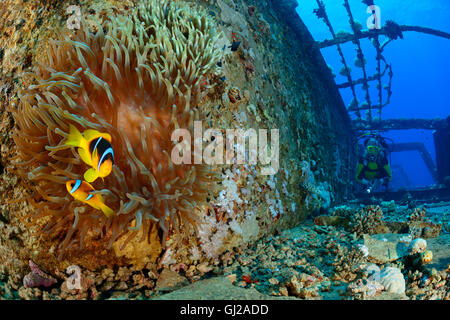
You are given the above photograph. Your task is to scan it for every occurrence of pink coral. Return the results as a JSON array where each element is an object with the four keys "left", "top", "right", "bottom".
[{"left": 23, "top": 260, "right": 57, "bottom": 288}]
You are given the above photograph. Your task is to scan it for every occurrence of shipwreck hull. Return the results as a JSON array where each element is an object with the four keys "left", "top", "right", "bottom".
[{"left": 0, "top": 0, "right": 354, "bottom": 277}]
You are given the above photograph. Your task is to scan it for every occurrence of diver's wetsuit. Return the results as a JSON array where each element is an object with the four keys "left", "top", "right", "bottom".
[{"left": 356, "top": 152, "right": 392, "bottom": 184}]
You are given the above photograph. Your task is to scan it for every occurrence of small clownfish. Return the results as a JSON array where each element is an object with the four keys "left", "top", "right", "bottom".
[
  {"left": 65, "top": 125, "right": 114, "bottom": 183},
  {"left": 66, "top": 180, "right": 114, "bottom": 218}
]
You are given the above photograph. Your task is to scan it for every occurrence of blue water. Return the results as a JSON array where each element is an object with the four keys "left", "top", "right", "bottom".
[{"left": 296, "top": 0, "right": 450, "bottom": 190}]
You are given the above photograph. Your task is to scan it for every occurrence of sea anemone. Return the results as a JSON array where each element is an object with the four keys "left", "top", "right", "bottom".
[{"left": 10, "top": 0, "right": 221, "bottom": 258}]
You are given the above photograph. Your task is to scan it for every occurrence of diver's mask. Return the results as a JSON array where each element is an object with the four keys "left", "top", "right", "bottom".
[{"left": 366, "top": 145, "right": 379, "bottom": 161}]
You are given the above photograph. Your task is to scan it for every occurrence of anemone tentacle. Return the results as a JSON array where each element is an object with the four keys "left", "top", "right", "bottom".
[{"left": 11, "top": 0, "right": 221, "bottom": 257}]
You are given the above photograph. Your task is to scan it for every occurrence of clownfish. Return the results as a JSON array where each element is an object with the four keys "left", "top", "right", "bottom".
[
  {"left": 65, "top": 125, "right": 114, "bottom": 183},
  {"left": 66, "top": 180, "right": 114, "bottom": 218}
]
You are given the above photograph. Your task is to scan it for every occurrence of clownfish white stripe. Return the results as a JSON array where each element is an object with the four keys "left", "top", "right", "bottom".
[
  {"left": 85, "top": 193, "right": 94, "bottom": 201},
  {"left": 98, "top": 147, "right": 114, "bottom": 172},
  {"left": 70, "top": 179, "right": 82, "bottom": 194},
  {"left": 92, "top": 136, "right": 103, "bottom": 155}
]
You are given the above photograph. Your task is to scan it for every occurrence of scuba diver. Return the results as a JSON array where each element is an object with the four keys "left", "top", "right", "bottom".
[{"left": 356, "top": 134, "right": 393, "bottom": 193}]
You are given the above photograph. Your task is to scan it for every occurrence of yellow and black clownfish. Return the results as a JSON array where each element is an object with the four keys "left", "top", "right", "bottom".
[
  {"left": 66, "top": 179, "right": 114, "bottom": 218},
  {"left": 65, "top": 124, "right": 115, "bottom": 183}
]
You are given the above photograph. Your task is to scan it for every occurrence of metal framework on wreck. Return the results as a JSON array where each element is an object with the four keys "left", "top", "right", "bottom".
[
  {"left": 313, "top": 0, "right": 450, "bottom": 191},
  {"left": 313, "top": 0, "right": 450, "bottom": 130}
]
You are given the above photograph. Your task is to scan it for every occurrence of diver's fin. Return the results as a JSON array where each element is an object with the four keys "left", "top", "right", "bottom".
[
  {"left": 84, "top": 168, "right": 99, "bottom": 183},
  {"left": 78, "top": 147, "right": 93, "bottom": 166},
  {"left": 65, "top": 124, "right": 85, "bottom": 147}
]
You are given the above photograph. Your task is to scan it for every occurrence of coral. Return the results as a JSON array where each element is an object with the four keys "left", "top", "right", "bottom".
[
  {"left": 299, "top": 160, "right": 315, "bottom": 190},
  {"left": 351, "top": 205, "right": 384, "bottom": 236},
  {"left": 339, "top": 66, "right": 351, "bottom": 77},
  {"left": 348, "top": 266, "right": 406, "bottom": 299},
  {"left": 331, "top": 205, "right": 354, "bottom": 218},
  {"left": 332, "top": 244, "right": 367, "bottom": 282},
  {"left": 10, "top": 0, "right": 222, "bottom": 257},
  {"left": 354, "top": 56, "right": 367, "bottom": 68},
  {"left": 408, "top": 220, "right": 442, "bottom": 239},
  {"left": 347, "top": 278, "right": 384, "bottom": 299},
  {"left": 379, "top": 267, "right": 406, "bottom": 295},
  {"left": 313, "top": 215, "right": 347, "bottom": 227},
  {"left": 336, "top": 30, "right": 351, "bottom": 39},
  {"left": 23, "top": 260, "right": 57, "bottom": 288},
  {"left": 403, "top": 250, "right": 433, "bottom": 272},
  {"left": 351, "top": 20, "right": 363, "bottom": 32},
  {"left": 405, "top": 267, "right": 448, "bottom": 300},
  {"left": 408, "top": 225, "right": 423, "bottom": 239},
  {"left": 197, "top": 214, "right": 230, "bottom": 259},
  {"left": 384, "top": 20, "right": 404, "bottom": 40},
  {"left": 408, "top": 238, "right": 427, "bottom": 255},
  {"left": 329, "top": 205, "right": 385, "bottom": 237},
  {"left": 357, "top": 244, "right": 369, "bottom": 258},
  {"left": 362, "top": 264, "right": 381, "bottom": 282},
  {"left": 298, "top": 160, "right": 331, "bottom": 210},
  {"left": 420, "top": 250, "right": 433, "bottom": 264},
  {"left": 408, "top": 207, "right": 427, "bottom": 222},
  {"left": 60, "top": 268, "right": 96, "bottom": 300},
  {"left": 287, "top": 274, "right": 320, "bottom": 299}
]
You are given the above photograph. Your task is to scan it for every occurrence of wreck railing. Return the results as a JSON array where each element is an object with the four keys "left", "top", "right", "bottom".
[
  {"left": 313, "top": 0, "right": 361, "bottom": 119},
  {"left": 391, "top": 142, "right": 439, "bottom": 182},
  {"left": 317, "top": 24, "right": 450, "bottom": 49},
  {"left": 313, "top": 0, "right": 393, "bottom": 124},
  {"left": 351, "top": 118, "right": 448, "bottom": 131},
  {"left": 312, "top": 0, "right": 450, "bottom": 130}
]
